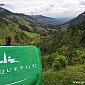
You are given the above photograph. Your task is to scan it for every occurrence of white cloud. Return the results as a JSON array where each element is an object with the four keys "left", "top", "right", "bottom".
[
  {"left": 0, "top": 0, "right": 85, "bottom": 18},
  {"left": 79, "top": 0, "right": 85, "bottom": 5}
]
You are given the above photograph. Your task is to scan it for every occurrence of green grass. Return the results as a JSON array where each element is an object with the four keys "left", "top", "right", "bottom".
[
  {"left": 23, "top": 31, "right": 40, "bottom": 44},
  {"left": 0, "top": 14, "right": 48, "bottom": 45},
  {"left": 43, "top": 65, "right": 85, "bottom": 85}
]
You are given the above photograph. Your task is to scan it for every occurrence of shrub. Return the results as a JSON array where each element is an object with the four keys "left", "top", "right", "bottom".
[{"left": 52, "top": 55, "right": 68, "bottom": 71}]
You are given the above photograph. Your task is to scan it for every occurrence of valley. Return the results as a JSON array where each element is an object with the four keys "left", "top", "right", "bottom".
[{"left": 0, "top": 7, "right": 85, "bottom": 85}]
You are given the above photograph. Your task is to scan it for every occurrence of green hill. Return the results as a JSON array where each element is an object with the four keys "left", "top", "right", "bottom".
[
  {"left": 0, "top": 7, "right": 48, "bottom": 45},
  {"left": 1, "top": 7, "right": 85, "bottom": 85},
  {"left": 42, "top": 11, "right": 85, "bottom": 85}
]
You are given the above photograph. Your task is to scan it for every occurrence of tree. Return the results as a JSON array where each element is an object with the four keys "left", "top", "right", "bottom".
[{"left": 52, "top": 55, "right": 68, "bottom": 71}]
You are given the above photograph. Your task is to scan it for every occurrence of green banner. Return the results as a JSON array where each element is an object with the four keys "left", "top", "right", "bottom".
[{"left": 0, "top": 46, "right": 42, "bottom": 85}]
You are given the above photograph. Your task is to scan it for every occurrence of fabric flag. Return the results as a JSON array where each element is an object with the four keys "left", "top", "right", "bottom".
[{"left": 0, "top": 46, "right": 42, "bottom": 85}]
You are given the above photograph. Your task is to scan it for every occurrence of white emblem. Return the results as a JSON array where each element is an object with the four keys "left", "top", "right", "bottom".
[{"left": 0, "top": 52, "right": 19, "bottom": 64}]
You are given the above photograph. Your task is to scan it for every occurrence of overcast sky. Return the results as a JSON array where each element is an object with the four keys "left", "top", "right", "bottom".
[{"left": 0, "top": 0, "right": 85, "bottom": 18}]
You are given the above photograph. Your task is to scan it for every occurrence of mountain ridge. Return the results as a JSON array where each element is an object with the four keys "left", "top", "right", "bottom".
[
  {"left": 30, "top": 15, "right": 72, "bottom": 28},
  {"left": 0, "top": 7, "right": 48, "bottom": 45}
]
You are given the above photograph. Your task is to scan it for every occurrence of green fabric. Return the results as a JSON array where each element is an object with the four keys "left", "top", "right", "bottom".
[{"left": 0, "top": 46, "right": 42, "bottom": 85}]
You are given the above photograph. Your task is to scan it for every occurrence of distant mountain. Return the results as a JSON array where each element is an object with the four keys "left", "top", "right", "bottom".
[
  {"left": 31, "top": 15, "right": 61, "bottom": 24},
  {"left": 57, "top": 17, "right": 73, "bottom": 24},
  {"left": 14, "top": 14, "right": 72, "bottom": 29},
  {"left": 30, "top": 15, "right": 61, "bottom": 28},
  {"left": 30, "top": 15, "right": 72, "bottom": 28}
]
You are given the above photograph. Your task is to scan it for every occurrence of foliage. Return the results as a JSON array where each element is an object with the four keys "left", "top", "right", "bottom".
[
  {"left": 1, "top": 7, "right": 85, "bottom": 85},
  {"left": 52, "top": 55, "right": 67, "bottom": 70},
  {"left": 43, "top": 65, "right": 85, "bottom": 85}
]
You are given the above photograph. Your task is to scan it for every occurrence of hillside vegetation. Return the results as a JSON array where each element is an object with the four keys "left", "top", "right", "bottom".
[
  {"left": 0, "top": 7, "right": 48, "bottom": 45},
  {"left": 1, "top": 7, "right": 85, "bottom": 85},
  {"left": 43, "top": 65, "right": 85, "bottom": 85},
  {"left": 42, "top": 11, "right": 85, "bottom": 85}
]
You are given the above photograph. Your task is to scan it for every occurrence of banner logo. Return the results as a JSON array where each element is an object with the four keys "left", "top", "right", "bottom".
[
  {"left": 0, "top": 52, "right": 19, "bottom": 64},
  {"left": 0, "top": 49, "right": 38, "bottom": 85}
]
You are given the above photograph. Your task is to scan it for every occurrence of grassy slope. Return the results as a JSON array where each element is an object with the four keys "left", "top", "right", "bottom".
[
  {"left": 43, "top": 65, "right": 85, "bottom": 85},
  {"left": 23, "top": 31, "right": 40, "bottom": 45},
  {"left": 0, "top": 15, "right": 47, "bottom": 45},
  {"left": 0, "top": 20, "right": 28, "bottom": 45}
]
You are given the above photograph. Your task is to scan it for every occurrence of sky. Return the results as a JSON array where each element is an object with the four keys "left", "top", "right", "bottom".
[{"left": 0, "top": 0, "right": 85, "bottom": 18}]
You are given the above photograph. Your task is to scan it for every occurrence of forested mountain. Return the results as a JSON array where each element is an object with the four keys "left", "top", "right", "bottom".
[
  {"left": 1, "top": 7, "right": 85, "bottom": 85},
  {"left": 68, "top": 11, "right": 85, "bottom": 27},
  {"left": 42, "top": 11, "right": 85, "bottom": 85},
  {"left": 0, "top": 7, "right": 48, "bottom": 45}
]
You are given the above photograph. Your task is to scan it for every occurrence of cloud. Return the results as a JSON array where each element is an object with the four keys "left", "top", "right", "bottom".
[
  {"left": 0, "top": 0, "right": 85, "bottom": 18},
  {"left": 79, "top": 0, "right": 85, "bottom": 5}
]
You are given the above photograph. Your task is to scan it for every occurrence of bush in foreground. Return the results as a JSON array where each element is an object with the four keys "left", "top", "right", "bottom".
[{"left": 52, "top": 55, "right": 68, "bottom": 71}]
